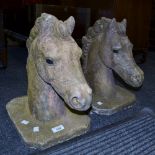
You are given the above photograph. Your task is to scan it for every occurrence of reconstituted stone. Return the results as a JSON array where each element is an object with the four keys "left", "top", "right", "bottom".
[{"left": 6, "top": 96, "right": 90, "bottom": 149}]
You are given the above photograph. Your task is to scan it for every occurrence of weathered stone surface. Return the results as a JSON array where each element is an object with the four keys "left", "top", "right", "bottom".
[
  {"left": 26, "top": 13, "right": 92, "bottom": 121},
  {"left": 6, "top": 96, "right": 90, "bottom": 149},
  {"left": 92, "top": 86, "right": 135, "bottom": 115},
  {"left": 82, "top": 17, "right": 144, "bottom": 115},
  {"left": 6, "top": 13, "right": 92, "bottom": 149}
]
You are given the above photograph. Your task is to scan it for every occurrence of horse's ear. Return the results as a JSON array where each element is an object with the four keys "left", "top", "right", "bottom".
[
  {"left": 58, "top": 16, "right": 75, "bottom": 37},
  {"left": 122, "top": 19, "right": 127, "bottom": 28},
  {"left": 119, "top": 18, "right": 127, "bottom": 34},
  {"left": 109, "top": 18, "right": 117, "bottom": 33},
  {"left": 64, "top": 16, "right": 75, "bottom": 35},
  {"left": 58, "top": 21, "right": 67, "bottom": 37}
]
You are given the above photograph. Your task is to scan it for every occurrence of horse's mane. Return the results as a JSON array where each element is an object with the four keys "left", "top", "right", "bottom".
[
  {"left": 26, "top": 13, "right": 75, "bottom": 51},
  {"left": 82, "top": 17, "right": 111, "bottom": 72},
  {"left": 82, "top": 17, "right": 126, "bottom": 73}
]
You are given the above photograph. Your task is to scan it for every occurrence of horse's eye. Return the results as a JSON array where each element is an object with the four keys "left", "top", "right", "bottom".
[
  {"left": 46, "top": 58, "right": 54, "bottom": 65},
  {"left": 113, "top": 49, "right": 119, "bottom": 53}
]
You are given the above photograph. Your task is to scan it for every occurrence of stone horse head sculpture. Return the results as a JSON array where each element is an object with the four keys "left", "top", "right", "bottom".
[
  {"left": 82, "top": 17, "right": 144, "bottom": 115},
  {"left": 26, "top": 13, "right": 92, "bottom": 121},
  {"left": 6, "top": 13, "right": 92, "bottom": 148}
]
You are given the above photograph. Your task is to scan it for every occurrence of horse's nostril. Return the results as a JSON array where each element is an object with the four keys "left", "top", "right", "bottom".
[
  {"left": 72, "top": 97, "right": 80, "bottom": 106},
  {"left": 132, "top": 74, "right": 141, "bottom": 81},
  {"left": 69, "top": 88, "right": 92, "bottom": 111},
  {"left": 71, "top": 96, "right": 86, "bottom": 109},
  {"left": 130, "top": 73, "right": 143, "bottom": 87}
]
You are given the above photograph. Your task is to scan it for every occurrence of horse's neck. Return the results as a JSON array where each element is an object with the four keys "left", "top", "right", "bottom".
[
  {"left": 85, "top": 36, "right": 116, "bottom": 97},
  {"left": 27, "top": 57, "right": 66, "bottom": 121}
]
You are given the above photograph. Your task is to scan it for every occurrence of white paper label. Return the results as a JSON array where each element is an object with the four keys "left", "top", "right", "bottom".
[
  {"left": 51, "top": 125, "right": 64, "bottom": 133},
  {"left": 33, "top": 126, "right": 40, "bottom": 132},
  {"left": 21, "top": 120, "right": 29, "bottom": 125},
  {"left": 97, "top": 101, "right": 103, "bottom": 105}
]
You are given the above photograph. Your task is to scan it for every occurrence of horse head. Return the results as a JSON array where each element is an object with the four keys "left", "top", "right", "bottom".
[
  {"left": 28, "top": 13, "right": 92, "bottom": 111},
  {"left": 100, "top": 18, "right": 144, "bottom": 87}
]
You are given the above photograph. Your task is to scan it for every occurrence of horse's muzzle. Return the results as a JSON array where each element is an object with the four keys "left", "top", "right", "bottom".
[{"left": 69, "top": 86, "right": 92, "bottom": 111}]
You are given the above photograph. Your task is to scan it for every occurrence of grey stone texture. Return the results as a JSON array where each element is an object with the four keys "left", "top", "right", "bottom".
[
  {"left": 82, "top": 17, "right": 144, "bottom": 115},
  {"left": 6, "top": 13, "right": 92, "bottom": 149}
]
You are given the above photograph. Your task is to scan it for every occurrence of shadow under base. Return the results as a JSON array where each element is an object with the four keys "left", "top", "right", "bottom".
[
  {"left": 92, "top": 86, "right": 136, "bottom": 115},
  {"left": 6, "top": 96, "right": 90, "bottom": 149}
]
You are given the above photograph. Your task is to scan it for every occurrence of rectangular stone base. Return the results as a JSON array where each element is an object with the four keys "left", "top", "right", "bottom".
[
  {"left": 92, "top": 86, "right": 135, "bottom": 115},
  {"left": 6, "top": 96, "right": 90, "bottom": 149}
]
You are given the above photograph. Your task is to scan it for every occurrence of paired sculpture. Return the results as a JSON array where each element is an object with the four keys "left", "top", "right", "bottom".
[
  {"left": 82, "top": 17, "right": 144, "bottom": 114},
  {"left": 6, "top": 13, "right": 144, "bottom": 149}
]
